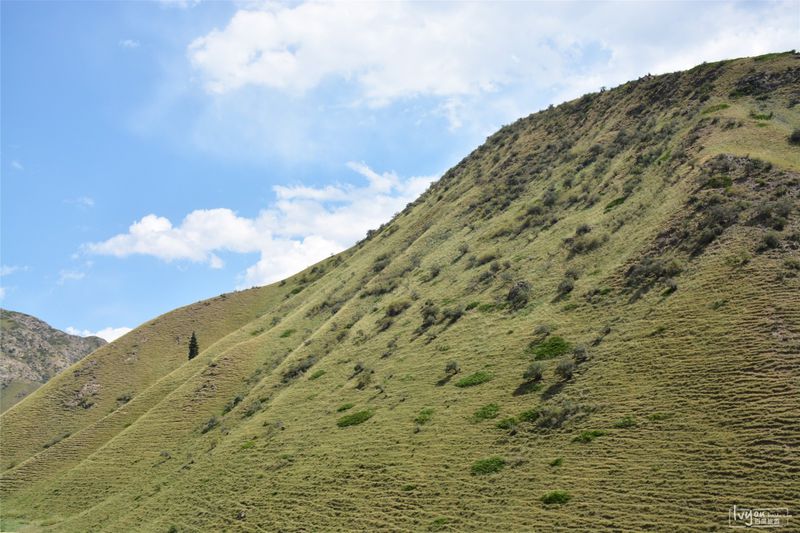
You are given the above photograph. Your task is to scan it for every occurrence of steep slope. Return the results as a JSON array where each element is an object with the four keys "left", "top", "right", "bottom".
[
  {"left": 0, "top": 309, "right": 106, "bottom": 413},
  {"left": 1, "top": 53, "right": 798, "bottom": 532}
]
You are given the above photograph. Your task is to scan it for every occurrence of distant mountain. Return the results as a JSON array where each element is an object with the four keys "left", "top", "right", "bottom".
[
  {"left": 1, "top": 53, "right": 798, "bottom": 531},
  {"left": 0, "top": 309, "right": 106, "bottom": 412}
]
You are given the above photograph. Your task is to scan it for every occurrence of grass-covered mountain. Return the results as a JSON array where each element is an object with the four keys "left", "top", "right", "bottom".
[
  {"left": 1, "top": 53, "right": 798, "bottom": 532},
  {"left": 0, "top": 309, "right": 106, "bottom": 413}
]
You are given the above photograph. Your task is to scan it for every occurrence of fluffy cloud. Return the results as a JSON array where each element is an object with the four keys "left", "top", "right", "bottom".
[
  {"left": 66, "top": 326, "right": 132, "bottom": 342},
  {"left": 85, "top": 163, "right": 435, "bottom": 286},
  {"left": 188, "top": 1, "right": 798, "bottom": 111}
]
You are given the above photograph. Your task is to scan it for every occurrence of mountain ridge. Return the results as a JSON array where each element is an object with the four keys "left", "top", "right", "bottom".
[
  {"left": 1, "top": 52, "right": 798, "bottom": 532},
  {"left": 0, "top": 309, "right": 106, "bottom": 413}
]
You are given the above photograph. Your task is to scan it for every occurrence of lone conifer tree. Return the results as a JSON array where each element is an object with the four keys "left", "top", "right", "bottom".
[{"left": 188, "top": 332, "right": 199, "bottom": 360}]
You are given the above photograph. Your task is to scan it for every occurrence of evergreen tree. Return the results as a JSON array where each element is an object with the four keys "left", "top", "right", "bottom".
[{"left": 188, "top": 332, "right": 199, "bottom": 360}]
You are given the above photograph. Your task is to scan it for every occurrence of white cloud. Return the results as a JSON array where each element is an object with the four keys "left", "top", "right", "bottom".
[
  {"left": 119, "top": 39, "right": 141, "bottom": 49},
  {"left": 11, "top": 160, "right": 23, "bottom": 171},
  {"left": 0, "top": 287, "right": 5, "bottom": 300},
  {"left": 66, "top": 326, "right": 133, "bottom": 342},
  {"left": 0, "top": 265, "right": 27, "bottom": 277},
  {"left": 159, "top": 0, "right": 200, "bottom": 8},
  {"left": 188, "top": 1, "right": 799, "bottom": 115},
  {"left": 58, "top": 270, "right": 85, "bottom": 284},
  {"left": 85, "top": 163, "right": 435, "bottom": 285},
  {"left": 65, "top": 196, "right": 95, "bottom": 208}
]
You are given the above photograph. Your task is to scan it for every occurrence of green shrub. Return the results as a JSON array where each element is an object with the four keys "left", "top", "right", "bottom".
[
  {"left": 749, "top": 110, "right": 773, "bottom": 120},
  {"left": 430, "top": 517, "right": 451, "bottom": 531},
  {"left": 701, "top": 103, "right": 729, "bottom": 114},
  {"left": 529, "top": 336, "right": 571, "bottom": 360},
  {"left": 472, "top": 403, "right": 500, "bottom": 422},
  {"left": 415, "top": 408, "right": 434, "bottom": 425},
  {"left": 614, "top": 416, "right": 637, "bottom": 428},
  {"left": 470, "top": 457, "right": 506, "bottom": 475},
  {"left": 604, "top": 196, "right": 627, "bottom": 211},
  {"left": 455, "top": 371, "right": 493, "bottom": 388},
  {"left": 549, "top": 457, "right": 563, "bottom": 467},
  {"left": 465, "top": 301, "right": 480, "bottom": 311},
  {"left": 308, "top": 369, "right": 326, "bottom": 380},
  {"left": 541, "top": 490, "right": 571, "bottom": 505},
  {"left": 279, "top": 329, "right": 296, "bottom": 338},
  {"left": 572, "top": 429, "right": 606, "bottom": 443},
  {"left": 337, "top": 403, "right": 354, "bottom": 412},
  {"left": 518, "top": 409, "right": 540, "bottom": 423},
  {"left": 337, "top": 410, "right": 373, "bottom": 427}
]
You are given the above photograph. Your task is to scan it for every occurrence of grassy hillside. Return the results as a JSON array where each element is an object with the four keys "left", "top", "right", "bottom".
[{"left": 1, "top": 53, "right": 798, "bottom": 532}]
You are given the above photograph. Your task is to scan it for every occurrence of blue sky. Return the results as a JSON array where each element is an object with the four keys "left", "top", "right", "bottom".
[{"left": 1, "top": 1, "right": 797, "bottom": 340}]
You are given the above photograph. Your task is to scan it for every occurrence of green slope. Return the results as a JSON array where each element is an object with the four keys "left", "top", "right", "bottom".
[{"left": 1, "top": 53, "right": 798, "bottom": 532}]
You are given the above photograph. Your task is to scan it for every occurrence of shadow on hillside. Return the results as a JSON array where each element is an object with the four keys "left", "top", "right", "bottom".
[
  {"left": 541, "top": 382, "right": 565, "bottom": 401},
  {"left": 512, "top": 380, "right": 542, "bottom": 396}
]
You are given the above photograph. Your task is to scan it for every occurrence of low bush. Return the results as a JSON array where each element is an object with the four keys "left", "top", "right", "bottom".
[
  {"left": 522, "top": 362, "right": 544, "bottom": 382},
  {"left": 518, "top": 409, "right": 540, "bottom": 423},
  {"left": 757, "top": 231, "right": 781, "bottom": 252},
  {"left": 279, "top": 329, "right": 296, "bottom": 338},
  {"left": 549, "top": 457, "right": 563, "bottom": 467},
  {"left": 790, "top": 129, "right": 800, "bottom": 146},
  {"left": 555, "top": 358, "right": 576, "bottom": 380},
  {"left": 613, "top": 416, "right": 637, "bottom": 428},
  {"left": 242, "top": 400, "right": 263, "bottom": 418},
  {"left": 337, "top": 410, "right": 374, "bottom": 428},
  {"left": 282, "top": 355, "right": 317, "bottom": 382},
  {"left": 529, "top": 336, "right": 571, "bottom": 360},
  {"left": 470, "top": 456, "right": 506, "bottom": 475},
  {"left": 415, "top": 408, "right": 434, "bottom": 425},
  {"left": 337, "top": 403, "right": 354, "bottom": 412},
  {"left": 200, "top": 416, "right": 220, "bottom": 434},
  {"left": 541, "top": 490, "right": 571, "bottom": 505},
  {"left": 445, "top": 361, "right": 461, "bottom": 375},
  {"left": 507, "top": 280, "right": 532, "bottom": 310},
  {"left": 537, "top": 401, "right": 587, "bottom": 429},
  {"left": 572, "top": 429, "right": 606, "bottom": 443},
  {"left": 308, "top": 369, "right": 326, "bottom": 380},
  {"left": 372, "top": 254, "right": 391, "bottom": 273},
  {"left": 222, "top": 394, "right": 244, "bottom": 414},
  {"left": 556, "top": 278, "right": 574, "bottom": 296},
  {"left": 472, "top": 403, "right": 500, "bottom": 422},
  {"left": 455, "top": 371, "right": 493, "bottom": 388},
  {"left": 572, "top": 345, "right": 588, "bottom": 363},
  {"left": 496, "top": 417, "right": 518, "bottom": 430}
]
